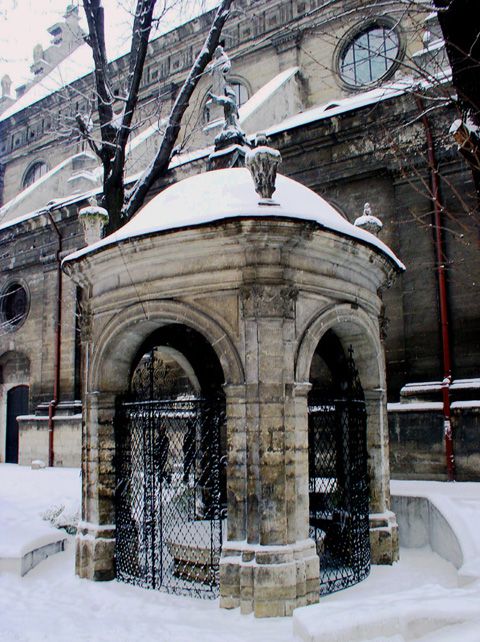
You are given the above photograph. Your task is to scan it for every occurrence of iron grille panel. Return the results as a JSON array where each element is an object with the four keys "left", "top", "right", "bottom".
[
  {"left": 115, "top": 397, "right": 226, "bottom": 598},
  {"left": 308, "top": 348, "right": 371, "bottom": 595}
]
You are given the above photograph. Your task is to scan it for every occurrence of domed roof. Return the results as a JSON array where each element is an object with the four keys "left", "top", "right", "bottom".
[{"left": 65, "top": 168, "right": 403, "bottom": 268}]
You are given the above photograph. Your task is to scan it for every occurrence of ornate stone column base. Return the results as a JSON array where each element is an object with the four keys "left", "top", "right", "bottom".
[
  {"left": 75, "top": 522, "right": 116, "bottom": 581},
  {"left": 220, "top": 539, "right": 319, "bottom": 617},
  {"left": 369, "top": 510, "right": 399, "bottom": 564}
]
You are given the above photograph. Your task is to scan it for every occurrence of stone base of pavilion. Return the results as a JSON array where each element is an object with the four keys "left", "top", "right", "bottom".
[{"left": 220, "top": 538, "right": 320, "bottom": 617}]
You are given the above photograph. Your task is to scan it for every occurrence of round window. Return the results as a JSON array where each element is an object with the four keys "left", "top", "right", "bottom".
[
  {"left": 1, "top": 282, "right": 29, "bottom": 329},
  {"left": 339, "top": 22, "right": 401, "bottom": 88}
]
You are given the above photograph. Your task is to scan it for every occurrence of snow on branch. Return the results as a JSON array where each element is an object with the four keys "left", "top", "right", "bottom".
[{"left": 124, "top": 0, "right": 234, "bottom": 220}]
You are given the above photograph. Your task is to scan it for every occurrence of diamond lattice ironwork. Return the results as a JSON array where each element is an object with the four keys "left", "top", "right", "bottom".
[
  {"left": 308, "top": 346, "right": 371, "bottom": 595},
  {"left": 115, "top": 349, "right": 226, "bottom": 598}
]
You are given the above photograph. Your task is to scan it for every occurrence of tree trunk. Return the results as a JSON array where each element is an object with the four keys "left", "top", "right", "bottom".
[{"left": 82, "top": 0, "right": 234, "bottom": 233}]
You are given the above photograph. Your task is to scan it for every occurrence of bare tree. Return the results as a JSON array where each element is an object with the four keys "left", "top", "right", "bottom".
[{"left": 79, "top": 0, "right": 233, "bottom": 232}]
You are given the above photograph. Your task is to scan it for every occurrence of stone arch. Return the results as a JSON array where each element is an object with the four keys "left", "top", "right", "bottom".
[
  {"left": 0, "top": 350, "right": 31, "bottom": 385},
  {"left": 0, "top": 351, "right": 30, "bottom": 463},
  {"left": 295, "top": 303, "right": 383, "bottom": 393},
  {"left": 90, "top": 299, "right": 245, "bottom": 395},
  {"left": 295, "top": 303, "right": 389, "bottom": 516},
  {"left": 78, "top": 299, "right": 243, "bottom": 585},
  {"left": 151, "top": 346, "right": 201, "bottom": 395}
]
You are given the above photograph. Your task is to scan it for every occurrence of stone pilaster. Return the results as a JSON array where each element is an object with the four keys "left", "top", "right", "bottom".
[
  {"left": 219, "top": 285, "right": 319, "bottom": 616},
  {"left": 75, "top": 391, "right": 116, "bottom": 580},
  {"left": 224, "top": 384, "right": 247, "bottom": 541},
  {"left": 365, "top": 388, "right": 399, "bottom": 564}
]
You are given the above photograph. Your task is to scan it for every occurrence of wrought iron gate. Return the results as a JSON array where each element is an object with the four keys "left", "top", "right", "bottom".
[
  {"left": 115, "top": 396, "right": 226, "bottom": 597},
  {"left": 308, "top": 348, "right": 370, "bottom": 595}
]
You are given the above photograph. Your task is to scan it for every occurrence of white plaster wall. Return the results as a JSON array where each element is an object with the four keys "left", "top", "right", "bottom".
[
  {"left": 18, "top": 417, "right": 81, "bottom": 467},
  {"left": 391, "top": 495, "right": 463, "bottom": 569}
]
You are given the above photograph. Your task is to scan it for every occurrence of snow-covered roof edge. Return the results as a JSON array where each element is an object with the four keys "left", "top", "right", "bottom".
[
  {"left": 0, "top": 3, "right": 221, "bottom": 123},
  {"left": 0, "top": 151, "right": 98, "bottom": 226},
  {"left": 1, "top": 76, "right": 438, "bottom": 239},
  {"left": 238, "top": 66, "right": 299, "bottom": 123},
  {"left": 62, "top": 170, "right": 404, "bottom": 272}
]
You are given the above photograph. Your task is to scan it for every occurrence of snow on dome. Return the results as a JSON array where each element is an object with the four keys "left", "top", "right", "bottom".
[{"left": 64, "top": 168, "right": 404, "bottom": 269}]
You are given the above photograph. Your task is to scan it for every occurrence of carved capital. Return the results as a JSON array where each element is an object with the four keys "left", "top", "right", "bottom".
[
  {"left": 241, "top": 284, "right": 298, "bottom": 319},
  {"left": 78, "top": 297, "right": 93, "bottom": 343},
  {"left": 379, "top": 308, "right": 390, "bottom": 341}
]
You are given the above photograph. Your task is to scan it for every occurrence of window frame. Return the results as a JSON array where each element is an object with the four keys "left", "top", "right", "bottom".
[
  {"left": 22, "top": 160, "right": 49, "bottom": 189},
  {"left": 203, "top": 78, "right": 250, "bottom": 125},
  {"left": 0, "top": 280, "right": 30, "bottom": 331},
  {"left": 335, "top": 18, "right": 404, "bottom": 91}
]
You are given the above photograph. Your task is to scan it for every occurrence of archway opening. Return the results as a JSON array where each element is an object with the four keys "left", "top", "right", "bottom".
[
  {"left": 308, "top": 329, "right": 371, "bottom": 594},
  {"left": 115, "top": 323, "right": 226, "bottom": 598},
  {"left": 5, "top": 385, "right": 29, "bottom": 464}
]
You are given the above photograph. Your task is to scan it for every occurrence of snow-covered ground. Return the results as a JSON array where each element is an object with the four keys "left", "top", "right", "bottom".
[{"left": 1, "top": 464, "right": 479, "bottom": 642}]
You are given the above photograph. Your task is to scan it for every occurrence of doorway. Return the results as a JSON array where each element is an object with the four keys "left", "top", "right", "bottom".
[{"left": 5, "top": 385, "right": 29, "bottom": 463}]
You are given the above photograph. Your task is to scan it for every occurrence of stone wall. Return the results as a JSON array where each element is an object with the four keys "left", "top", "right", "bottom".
[
  {"left": 0, "top": 204, "right": 84, "bottom": 464},
  {"left": 389, "top": 407, "right": 480, "bottom": 481}
]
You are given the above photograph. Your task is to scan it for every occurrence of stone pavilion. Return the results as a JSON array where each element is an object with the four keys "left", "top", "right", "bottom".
[{"left": 63, "top": 152, "right": 403, "bottom": 617}]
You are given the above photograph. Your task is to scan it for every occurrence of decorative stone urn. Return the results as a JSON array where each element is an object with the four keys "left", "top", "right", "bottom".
[
  {"left": 63, "top": 166, "right": 403, "bottom": 617},
  {"left": 245, "top": 133, "right": 282, "bottom": 204},
  {"left": 78, "top": 197, "right": 109, "bottom": 245},
  {"left": 354, "top": 202, "right": 383, "bottom": 236}
]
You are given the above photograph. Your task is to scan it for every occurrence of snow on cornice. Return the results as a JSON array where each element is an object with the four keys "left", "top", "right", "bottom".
[
  {"left": 0, "top": 74, "right": 451, "bottom": 235},
  {"left": 0, "top": 3, "right": 219, "bottom": 123},
  {"left": 0, "top": 151, "right": 99, "bottom": 226},
  {"left": 263, "top": 79, "right": 414, "bottom": 136},
  {"left": 0, "top": 43, "right": 95, "bottom": 122}
]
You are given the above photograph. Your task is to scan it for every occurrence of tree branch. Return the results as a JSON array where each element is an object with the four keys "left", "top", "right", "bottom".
[
  {"left": 112, "top": 0, "right": 158, "bottom": 181},
  {"left": 82, "top": 0, "right": 116, "bottom": 152},
  {"left": 75, "top": 113, "right": 101, "bottom": 157},
  {"left": 124, "top": 0, "right": 234, "bottom": 220}
]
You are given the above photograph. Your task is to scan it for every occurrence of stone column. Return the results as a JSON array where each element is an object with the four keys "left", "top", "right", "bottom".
[
  {"left": 75, "top": 390, "right": 116, "bottom": 580},
  {"left": 219, "top": 285, "right": 319, "bottom": 617},
  {"left": 365, "top": 388, "right": 399, "bottom": 564}
]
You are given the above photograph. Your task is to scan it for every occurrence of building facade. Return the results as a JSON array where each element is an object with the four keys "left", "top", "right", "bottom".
[{"left": 0, "top": 0, "right": 479, "bottom": 478}]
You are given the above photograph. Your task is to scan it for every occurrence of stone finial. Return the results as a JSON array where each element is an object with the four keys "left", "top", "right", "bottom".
[
  {"left": 78, "top": 196, "right": 109, "bottom": 245},
  {"left": 354, "top": 202, "right": 383, "bottom": 236},
  {"left": 245, "top": 133, "right": 282, "bottom": 205},
  {"left": 33, "top": 44, "right": 44, "bottom": 63},
  {"left": 1, "top": 74, "right": 12, "bottom": 98}
]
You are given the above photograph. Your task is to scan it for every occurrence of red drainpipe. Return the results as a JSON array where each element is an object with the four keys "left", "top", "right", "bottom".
[
  {"left": 46, "top": 208, "right": 63, "bottom": 468},
  {"left": 416, "top": 95, "right": 455, "bottom": 481}
]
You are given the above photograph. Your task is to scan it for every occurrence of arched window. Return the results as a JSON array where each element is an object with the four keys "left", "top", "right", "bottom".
[
  {"left": 23, "top": 161, "right": 48, "bottom": 189},
  {"left": 204, "top": 80, "right": 249, "bottom": 123},
  {"left": 338, "top": 21, "right": 401, "bottom": 88},
  {"left": 231, "top": 81, "right": 248, "bottom": 109}
]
